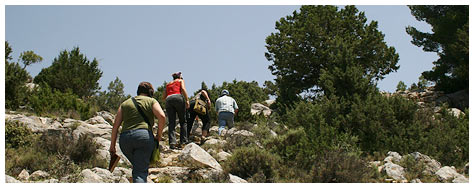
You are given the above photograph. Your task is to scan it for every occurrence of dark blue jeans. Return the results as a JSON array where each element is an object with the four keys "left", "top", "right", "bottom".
[{"left": 119, "top": 129, "right": 155, "bottom": 183}]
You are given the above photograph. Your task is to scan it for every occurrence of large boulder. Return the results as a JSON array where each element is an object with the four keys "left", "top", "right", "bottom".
[
  {"left": 251, "top": 103, "right": 272, "bottom": 117},
  {"left": 409, "top": 152, "right": 441, "bottom": 175},
  {"left": 435, "top": 166, "right": 467, "bottom": 182},
  {"left": 225, "top": 129, "right": 255, "bottom": 147},
  {"left": 203, "top": 138, "right": 227, "bottom": 146},
  {"left": 382, "top": 162, "right": 406, "bottom": 181},
  {"left": 178, "top": 143, "right": 222, "bottom": 170},
  {"left": 5, "top": 114, "right": 62, "bottom": 133}
]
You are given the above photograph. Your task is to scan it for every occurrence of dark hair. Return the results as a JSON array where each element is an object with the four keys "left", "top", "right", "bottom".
[
  {"left": 172, "top": 72, "right": 182, "bottom": 80},
  {"left": 199, "top": 88, "right": 211, "bottom": 101},
  {"left": 137, "top": 82, "right": 154, "bottom": 97}
]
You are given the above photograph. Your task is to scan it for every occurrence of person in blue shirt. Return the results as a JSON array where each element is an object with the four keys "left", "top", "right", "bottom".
[{"left": 214, "top": 90, "right": 238, "bottom": 136}]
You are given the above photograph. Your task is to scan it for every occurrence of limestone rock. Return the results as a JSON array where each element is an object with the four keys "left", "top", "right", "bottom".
[
  {"left": 436, "top": 166, "right": 466, "bottom": 182},
  {"left": 464, "top": 163, "right": 469, "bottom": 175},
  {"left": 178, "top": 143, "right": 222, "bottom": 170},
  {"left": 410, "top": 178, "right": 422, "bottom": 183},
  {"left": 203, "top": 138, "right": 227, "bottom": 146},
  {"left": 190, "top": 168, "right": 227, "bottom": 182},
  {"left": 91, "top": 167, "right": 115, "bottom": 183},
  {"left": 409, "top": 152, "right": 441, "bottom": 175},
  {"left": 384, "top": 151, "right": 402, "bottom": 164},
  {"left": 95, "top": 111, "right": 115, "bottom": 125},
  {"left": 86, "top": 115, "right": 110, "bottom": 125},
  {"left": 452, "top": 176, "right": 469, "bottom": 183},
  {"left": 216, "top": 151, "right": 232, "bottom": 162},
  {"left": 29, "top": 170, "right": 50, "bottom": 181},
  {"left": 17, "top": 169, "right": 29, "bottom": 181},
  {"left": 382, "top": 162, "right": 406, "bottom": 181},
  {"left": 229, "top": 174, "right": 248, "bottom": 183},
  {"left": 448, "top": 108, "right": 464, "bottom": 118},
  {"left": 251, "top": 103, "right": 272, "bottom": 117},
  {"left": 80, "top": 169, "right": 104, "bottom": 183},
  {"left": 6, "top": 175, "right": 21, "bottom": 183}
]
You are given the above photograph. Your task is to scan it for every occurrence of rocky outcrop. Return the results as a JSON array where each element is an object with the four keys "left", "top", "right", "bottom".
[
  {"left": 178, "top": 143, "right": 223, "bottom": 171},
  {"left": 251, "top": 103, "right": 272, "bottom": 117},
  {"left": 229, "top": 174, "right": 248, "bottom": 183},
  {"left": 370, "top": 151, "right": 469, "bottom": 183},
  {"left": 29, "top": 170, "right": 50, "bottom": 181}
]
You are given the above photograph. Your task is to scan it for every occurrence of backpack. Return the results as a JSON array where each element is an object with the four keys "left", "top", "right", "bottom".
[{"left": 193, "top": 92, "right": 207, "bottom": 115}]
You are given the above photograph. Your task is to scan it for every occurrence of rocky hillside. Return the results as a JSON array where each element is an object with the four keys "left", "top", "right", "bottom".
[{"left": 4, "top": 87, "right": 469, "bottom": 183}]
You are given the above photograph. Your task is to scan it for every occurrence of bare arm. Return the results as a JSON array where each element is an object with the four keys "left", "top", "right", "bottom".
[
  {"left": 109, "top": 106, "right": 123, "bottom": 154},
  {"left": 180, "top": 79, "right": 190, "bottom": 109},
  {"left": 152, "top": 102, "right": 166, "bottom": 142},
  {"left": 202, "top": 90, "right": 211, "bottom": 107}
]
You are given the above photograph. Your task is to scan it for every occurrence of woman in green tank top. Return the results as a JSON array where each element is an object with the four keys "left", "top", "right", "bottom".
[{"left": 109, "top": 82, "right": 166, "bottom": 183}]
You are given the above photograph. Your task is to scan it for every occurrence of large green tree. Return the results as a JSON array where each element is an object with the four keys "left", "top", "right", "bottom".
[
  {"left": 5, "top": 41, "right": 32, "bottom": 110},
  {"left": 265, "top": 5, "right": 399, "bottom": 106},
  {"left": 406, "top": 5, "right": 468, "bottom": 93},
  {"left": 95, "top": 77, "right": 130, "bottom": 113},
  {"left": 34, "top": 47, "right": 103, "bottom": 98}
]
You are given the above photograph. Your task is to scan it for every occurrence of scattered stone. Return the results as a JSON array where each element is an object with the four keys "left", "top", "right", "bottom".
[
  {"left": 464, "top": 163, "right": 469, "bottom": 175},
  {"left": 80, "top": 169, "right": 104, "bottom": 183},
  {"left": 6, "top": 175, "right": 21, "bottom": 183},
  {"left": 17, "top": 169, "right": 29, "bottom": 181},
  {"left": 229, "top": 174, "right": 248, "bottom": 183},
  {"left": 29, "top": 170, "right": 50, "bottom": 181},
  {"left": 410, "top": 178, "right": 422, "bottom": 183}
]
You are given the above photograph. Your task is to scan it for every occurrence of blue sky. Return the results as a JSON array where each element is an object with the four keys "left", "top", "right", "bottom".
[{"left": 5, "top": 5, "right": 438, "bottom": 97}]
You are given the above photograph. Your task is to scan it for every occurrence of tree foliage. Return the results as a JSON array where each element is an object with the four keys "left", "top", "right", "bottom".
[
  {"left": 94, "top": 77, "right": 130, "bottom": 113},
  {"left": 265, "top": 5, "right": 399, "bottom": 107},
  {"left": 208, "top": 80, "right": 269, "bottom": 122},
  {"left": 406, "top": 5, "right": 469, "bottom": 93},
  {"left": 34, "top": 47, "right": 103, "bottom": 98},
  {"left": 20, "top": 50, "right": 43, "bottom": 69},
  {"left": 5, "top": 41, "right": 31, "bottom": 110}
]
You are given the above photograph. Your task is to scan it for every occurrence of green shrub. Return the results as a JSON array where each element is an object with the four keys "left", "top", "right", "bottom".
[
  {"left": 28, "top": 83, "right": 94, "bottom": 120},
  {"left": 5, "top": 61, "right": 30, "bottom": 110},
  {"left": 6, "top": 130, "right": 107, "bottom": 180},
  {"left": 311, "top": 149, "right": 370, "bottom": 182},
  {"left": 223, "top": 146, "right": 280, "bottom": 182},
  {"left": 5, "top": 121, "right": 37, "bottom": 148}
]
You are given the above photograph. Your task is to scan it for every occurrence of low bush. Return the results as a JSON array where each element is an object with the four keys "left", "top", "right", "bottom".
[
  {"left": 28, "top": 83, "right": 94, "bottom": 120},
  {"left": 310, "top": 149, "right": 370, "bottom": 182},
  {"left": 223, "top": 146, "right": 280, "bottom": 182},
  {"left": 5, "top": 129, "right": 107, "bottom": 180},
  {"left": 5, "top": 121, "right": 37, "bottom": 149}
]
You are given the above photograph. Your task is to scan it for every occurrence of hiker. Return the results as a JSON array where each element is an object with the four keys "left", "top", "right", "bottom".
[
  {"left": 163, "top": 71, "right": 190, "bottom": 149},
  {"left": 215, "top": 89, "right": 238, "bottom": 136},
  {"left": 186, "top": 88, "right": 212, "bottom": 144},
  {"left": 109, "top": 82, "right": 166, "bottom": 183}
]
